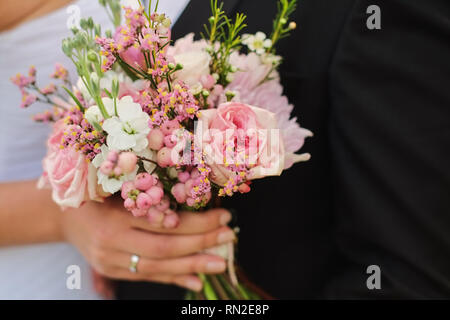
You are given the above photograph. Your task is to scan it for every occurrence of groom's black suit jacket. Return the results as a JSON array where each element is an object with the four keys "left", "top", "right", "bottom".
[{"left": 117, "top": 0, "right": 450, "bottom": 299}]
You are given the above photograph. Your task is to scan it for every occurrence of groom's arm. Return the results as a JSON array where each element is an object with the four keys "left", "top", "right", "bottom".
[{"left": 327, "top": 0, "right": 450, "bottom": 298}]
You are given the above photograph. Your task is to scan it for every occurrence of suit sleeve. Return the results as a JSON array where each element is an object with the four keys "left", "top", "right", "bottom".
[{"left": 326, "top": 0, "right": 450, "bottom": 298}]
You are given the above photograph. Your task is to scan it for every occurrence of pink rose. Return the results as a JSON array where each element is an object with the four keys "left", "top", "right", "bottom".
[
  {"left": 118, "top": 46, "right": 146, "bottom": 70},
  {"left": 38, "top": 120, "right": 105, "bottom": 209},
  {"left": 114, "top": 27, "right": 172, "bottom": 72},
  {"left": 197, "top": 102, "right": 285, "bottom": 185},
  {"left": 114, "top": 27, "right": 146, "bottom": 70},
  {"left": 226, "top": 51, "right": 313, "bottom": 169}
]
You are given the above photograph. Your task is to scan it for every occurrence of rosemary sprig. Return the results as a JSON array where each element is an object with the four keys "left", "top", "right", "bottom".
[
  {"left": 268, "top": 0, "right": 298, "bottom": 53},
  {"left": 202, "top": 0, "right": 247, "bottom": 86}
]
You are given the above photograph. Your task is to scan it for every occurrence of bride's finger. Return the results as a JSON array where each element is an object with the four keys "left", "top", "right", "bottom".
[
  {"left": 111, "top": 226, "right": 235, "bottom": 259},
  {"left": 98, "top": 268, "right": 203, "bottom": 292},
  {"left": 130, "top": 208, "right": 232, "bottom": 235},
  {"left": 107, "top": 251, "right": 227, "bottom": 275}
]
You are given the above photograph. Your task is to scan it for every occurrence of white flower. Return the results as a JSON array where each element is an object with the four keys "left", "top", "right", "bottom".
[
  {"left": 92, "top": 145, "right": 137, "bottom": 194},
  {"left": 101, "top": 70, "right": 147, "bottom": 93},
  {"left": 76, "top": 77, "right": 92, "bottom": 104},
  {"left": 242, "top": 32, "right": 272, "bottom": 55},
  {"left": 261, "top": 53, "right": 282, "bottom": 66},
  {"left": 136, "top": 148, "right": 157, "bottom": 174},
  {"left": 102, "top": 96, "right": 150, "bottom": 152},
  {"left": 84, "top": 97, "right": 115, "bottom": 126},
  {"left": 173, "top": 50, "right": 211, "bottom": 87},
  {"left": 76, "top": 69, "right": 140, "bottom": 103},
  {"left": 189, "top": 83, "right": 203, "bottom": 95}
]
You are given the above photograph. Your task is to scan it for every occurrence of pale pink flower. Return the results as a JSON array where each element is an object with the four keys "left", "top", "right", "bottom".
[
  {"left": 118, "top": 45, "right": 146, "bottom": 70},
  {"left": 38, "top": 120, "right": 105, "bottom": 208},
  {"left": 114, "top": 27, "right": 146, "bottom": 70},
  {"left": 197, "top": 102, "right": 284, "bottom": 186},
  {"left": 225, "top": 52, "right": 312, "bottom": 168},
  {"left": 168, "top": 33, "right": 210, "bottom": 87},
  {"left": 167, "top": 33, "right": 207, "bottom": 57}
]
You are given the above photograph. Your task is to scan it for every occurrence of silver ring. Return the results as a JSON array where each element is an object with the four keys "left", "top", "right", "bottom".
[{"left": 129, "top": 254, "right": 140, "bottom": 273}]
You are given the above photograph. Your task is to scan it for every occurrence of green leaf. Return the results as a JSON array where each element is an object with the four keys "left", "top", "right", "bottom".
[
  {"left": 117, "top": 60, "right": 139, "bottom": 81},
  {"left": 62, "top": 86, "right": 85, "bottom": 113},
  {"left": 103, "top": 88, "right": 113, "bottom": 99},
  {"left": 92, "top": 121, "right": 103, "bottom": 132}
]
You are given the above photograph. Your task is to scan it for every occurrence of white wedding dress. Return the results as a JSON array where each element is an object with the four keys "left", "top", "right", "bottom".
[
  {"left": 0, "top": 0, "right": 189, "bottom": 300},
  {"left": 0, "top": 0, "right": 114, "bottom": 300}
]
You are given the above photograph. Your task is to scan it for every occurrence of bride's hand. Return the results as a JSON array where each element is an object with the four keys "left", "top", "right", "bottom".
[{"left": 60, "top": 198, "right": 233, "bottom": 291}]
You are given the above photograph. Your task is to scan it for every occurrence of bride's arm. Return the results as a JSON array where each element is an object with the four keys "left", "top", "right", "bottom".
[
  {"left": 0, "top": 0, "right": 74, "bottom": 32},
  {"left": 0, "top": 179, "right": 232, "bottom": 291},
  {"left": 0, "top": 180, "right": 63, "bottom": 246}
]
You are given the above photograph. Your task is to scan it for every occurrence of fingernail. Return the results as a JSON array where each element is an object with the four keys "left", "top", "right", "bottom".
[
  {"left": 206, "top": 261, "right": 226, "bottom": 273},
  {"left": 163, "top": 214, "right": 179, "bottom": 229},
  {"left": 185, "top": 279, "right": 202, "bottom": 292},
  {"left": 220, "top": 211, "right": 232, "bottom": 226},
  {"left": 217, "top": 230, "right": 235, "bottom": 244}
]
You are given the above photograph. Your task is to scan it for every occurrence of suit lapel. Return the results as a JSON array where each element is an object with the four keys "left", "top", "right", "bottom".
[{"left": 172, "top": 0, "right": 242, "bottom": 40}]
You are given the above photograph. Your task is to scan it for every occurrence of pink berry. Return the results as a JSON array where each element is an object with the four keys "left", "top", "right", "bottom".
[
  {"left": 151, "top": 174, "right": 159, "bottom": 186},
  {"left": 171, "top": 183, "right": 187, "bottom": 204},
  {"left": 146, "top": 186, "right": 164, "bottom": 204},
  {"left": 118, "top": 152, "right": 137, "bottom": 174},
  {"left": 147, "top": 128, "right": 164, "bottom": 150},
  {"left": 155, "top": 196, "right": 170, "bottom": 211},
  {"left": 178, "top": 171, "right": 190, "bottom": 183},
  {"left": 121, "top": 181, "right": 135, "bottom": 199},
  {"left": 164, "top": 134, "right": 177, "bottom": 148},
  {"left": 124, "top": 198, "right": 136, "bottom": 211},
  {"left": 184, "top": 179, "right": 194, "bottom": 196},
  {"left": 190, "top": 169, "right": 200, "bottom": 179},
  {"left": 163, "top": 214, "right": 180, "bottom": 229},
  {"left": 186, "top": 197, "right": 196, "bottom": 207},
  {"left": 157, "top": 147, "right": 174, "bottom": 168},
  {"left": 107, "top": 150, "right": 119, "bottom": 162},
  {"left": 113, "top": 167, "right": 123, "bottom": 176},
  {"left": 131, "top": 208, "right": 147, "bottom": 217},
  {"left": 100, "top": 161, "right": 114, "bottom": 175},
  {"left": 136, "top": 192, "right": 153, "bottom": 210},
  {"left": 134, "top": 173, "right": 154, "bottom": 191},
  {"left": 161, "top": 119, "right": 180, "bottom": 136}
]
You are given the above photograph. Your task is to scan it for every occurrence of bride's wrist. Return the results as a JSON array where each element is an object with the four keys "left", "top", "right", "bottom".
[
  {"left": 53, "top": 206, "right": 68, "bottom": 243},
  {"left": 56, "top": 201, "right": 92, "bottom": 243}
]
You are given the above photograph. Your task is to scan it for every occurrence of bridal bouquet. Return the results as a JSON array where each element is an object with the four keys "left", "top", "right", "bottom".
[{"left": 11, "top": 0, "right": 311, "bottom": 299}]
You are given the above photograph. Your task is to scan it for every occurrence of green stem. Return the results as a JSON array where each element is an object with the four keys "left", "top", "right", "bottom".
[
  {"left": 117, "top": 59, "right": 139, "bottom": 81},
  {"left": 217, "top": 274, "right": 240, "bottom": 300},
  {"left": 198, "top": 273, "right": 218, "bottom": 300},
  {"left": 237, "top": 283, "right": 251, "bottom": 300},
  {"left": 185, "top": 291, "right": 195, "bottom": 300},
  {"left": 96, "top": 97, "right": 110, "bottom": 119},
  {"left": 209, "top": 0, "right": 220, "bottom": 43},
  {"left": 209, "top": 275, "right": 230, "bottom": 300}
]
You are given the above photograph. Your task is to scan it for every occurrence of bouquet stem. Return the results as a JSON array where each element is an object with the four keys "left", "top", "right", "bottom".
[{"left": 186, "top": 272, "right": 261, "bottom": 300}]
